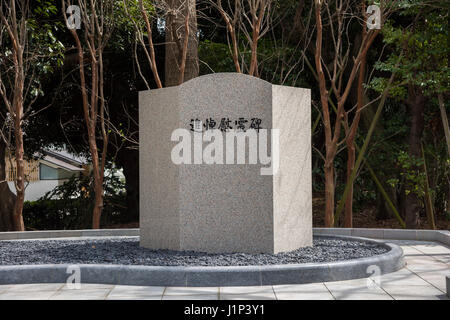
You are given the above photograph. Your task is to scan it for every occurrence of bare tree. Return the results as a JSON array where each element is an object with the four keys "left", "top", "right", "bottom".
[
  {"left": 62, "top": 0, "right": 114, "bottom": 229},
  {"left": 312, "top": 0, "right": 397, "bottom": 227},
  {"left": 123, "top": 0, "right": 198, "bottom": 88},
  {"left": 0, "top": 0, "right": 41, "bottom": 231},
  {"left": 342, "top": 1, "right": 370, "bottom": 228},
  {"left": 165, "top": 0, "right": 199, "bottom": 86},
  {"left": 209, "top": 0, "right": 274, "bottom": 77},
  {"left": 123, "top": 0, "right": 163, "bottom": 89}
]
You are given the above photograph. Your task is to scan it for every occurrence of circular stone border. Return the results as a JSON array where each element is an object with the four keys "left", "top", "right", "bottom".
[{"left": 0, "top": 235, "right": 404, "bottom": 287}]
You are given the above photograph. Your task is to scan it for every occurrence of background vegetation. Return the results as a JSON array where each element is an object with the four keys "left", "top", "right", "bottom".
[{"left": 0, "top": 0, "right": 448, "bottom": 231}]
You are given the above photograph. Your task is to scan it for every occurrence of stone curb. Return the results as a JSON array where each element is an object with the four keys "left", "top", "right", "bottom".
[
  {"left": 0, "top": 228, "right": 448, "bottom": 246},
  {"left": 0, "top": 235, "right": 404, "bottom": 287},
  {"left": 0, "top": 228, "right": 139, "bottom": 240},
  {"left": 313, "top": 228, "right": 450, "bottom": 246}
]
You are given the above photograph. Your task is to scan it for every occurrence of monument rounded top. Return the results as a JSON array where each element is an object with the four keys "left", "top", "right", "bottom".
[{"left": 179, "top": 72, "right": 272, "bottom": 88}]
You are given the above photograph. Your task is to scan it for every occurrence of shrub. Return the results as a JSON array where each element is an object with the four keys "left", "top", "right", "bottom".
[{"left": 23, "top": 168, "right": 128, "bottom": 230}]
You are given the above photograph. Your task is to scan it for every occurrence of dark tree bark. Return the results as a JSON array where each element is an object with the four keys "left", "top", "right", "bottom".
[
  {"left": 404, "top": 85, "right": 426, "bottom": 228},
  {"left": 117, "top": 149, "right": 140, "bottom": 223},
  {"left": 165, "top": 0, "right": 199, "bottom": 87},
  {"left": 0, "top": 139, "right": 16, "bottom": 231},
  {"left": 62, "top": 0, "right": 113, "bottom": 229}
]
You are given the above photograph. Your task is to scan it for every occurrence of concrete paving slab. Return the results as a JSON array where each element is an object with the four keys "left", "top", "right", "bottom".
[
  {"left": 273, "top": 283, "right": 333, "bottom": 300},
  {"left": 2, "top": 283, "right": 64, "bottom": 292},
  {"left": 59, "top": 283, "right": 114, "bottom": 290},
  {"left": 164, "top": 287, "right": 219, "bottom": 296},
  {"left": 107, "top": 295, "right": 162, "bottom": 300},
  {"left": 220, "top": 293, "right": 276, "bottom": 300},
  {"left": 49, "top": 288, "right": 112, "bottom": 300},
  {"left": 0, "top": 290, "right": 57, "bottom": 300},
  {"left": 409, "top": 244, "right": 450, "bottom": 256},
  {"left": 162, "top": 295, "right": 219, "bottom": 300},
  {"left": 219, "top": 285, "right": 274, "bottom": 295},
  {"left": 381, "top": 284, "right": 448, "bottom": 300},
  {"left": 108, "top": 285, "right": 165, "bottom": 297},
  {"left": 331, "top": 290, "right": 392, "bottom": 300}
]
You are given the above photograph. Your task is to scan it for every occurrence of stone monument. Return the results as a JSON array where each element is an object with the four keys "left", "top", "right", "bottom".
[{"left": 139, "top": 73, "right": 311, "bottom": 254}]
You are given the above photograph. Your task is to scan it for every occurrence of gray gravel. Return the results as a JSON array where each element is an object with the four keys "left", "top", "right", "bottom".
[{"left": 0, "top": 236, "right": 388, "bottom": 266}]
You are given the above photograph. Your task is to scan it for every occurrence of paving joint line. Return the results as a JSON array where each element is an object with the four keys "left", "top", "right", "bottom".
[
  {"left": 271, "top": 286, "right": 278, "bottom": 300},
  {"left": 407, "top": 243, "right": 450, "bottom": 266},
  {"left": 322, "top": 282, "right": 336, "bottom": 300},
  {"left": 359, "top": 276, "right": 393, "bottom": 300},
  {"left": 402, "top": 243, "right": 448, "bottom": 294},
  {"left": 404, "top": 265, "right": 446, "bottom": 294},
  {"left": 47, "top": 283, "right": 65, "bottom": 300},
  {"left": 104, "top": 284, "right": 116, "bottom": 300},
  {"left": 161, "top": 286, "right": 168, "bottom": 300},
  {"left": 373, "top": 277, "right": 396, "bottom": 300}
]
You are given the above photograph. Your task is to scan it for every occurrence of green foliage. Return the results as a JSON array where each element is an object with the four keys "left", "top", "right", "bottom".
[
  {"left": 113, "top": 0, "right": 154, "bottom": 51},
  {"left": 198, "top": 40, "right": 236, "bottom": 74},
  {"left": 4, "top": 0, "right": 448, "bottom": 229},
  {"left": 198, "top": 37, "right": 309, "bottom": 87},
  {"left": 23, "top": 168, "right": 128, "bottom": 230},
  {"left": 0, "top": 0, "right": 65, "bottom": 101},
  {"left": 29, "top": 0, "right": 65, "bottom": 76},
  {"left": 387, "top": 151, "right": 427, "bottom": 198},
  {"left": 369, "top": 5, "right": 449, "bottom": 98}
]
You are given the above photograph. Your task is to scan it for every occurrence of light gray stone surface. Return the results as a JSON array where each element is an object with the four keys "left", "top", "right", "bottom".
[
  {"left": 139, "top": 73, "right": 312, "bottom": 253},
  {"left": 313, "top": 228, "right": 450, "bottom": 246},
  {"left": 0, "top": 229, "right": 139, "bottom": 240}
]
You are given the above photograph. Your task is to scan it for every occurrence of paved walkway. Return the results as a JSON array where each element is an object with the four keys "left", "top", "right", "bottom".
[{"left": 0, "top": 240, "right": 448, "bottom": 300}]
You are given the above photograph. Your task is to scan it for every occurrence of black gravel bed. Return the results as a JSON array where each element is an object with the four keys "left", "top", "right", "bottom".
[{"left": 0, "top": 237, "right": 388, "bottom": 266}]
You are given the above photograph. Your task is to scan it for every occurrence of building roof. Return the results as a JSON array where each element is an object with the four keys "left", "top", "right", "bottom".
[
  {"left": 40, "top": 155, "right": 85, "bottom": 172},
  {"left": 43, "top": 148, "right": 87, "bottom": 165},
  {"left": 32, "top": 147, "right": 88, "bottom": 172}
]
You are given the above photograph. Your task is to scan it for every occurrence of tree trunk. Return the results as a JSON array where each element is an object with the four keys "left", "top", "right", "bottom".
[
  {"left": 89, "top": 135, "right": 104, "bottom": 229},
  {"left": 438, "top": 93, "right": 450, "bottom": 156},
  {"left": 165, "top": 0, "right": 199, "bottom": 87},
  {"left": 117, "top": 149, "right": 139, "bottom": 222},
  {"left": 12, "top": 60, "right": 25, "bottom": 231},
  {"left": 249, "top": 26, "right": 260, "bottom": 77},
  {"left": 0, "top": 139, "right": 16, "bottom": 231},
  {"left": 13, "top": 127, "right": 25, "bottom": 231},
  {"left": 344, "top": 43, "right": 367, "bottom": 228},
  {"left": 344, "top": 143, "right": 355, "bottom": 227},
  {"left": 324, "top": 161, "right": 335, "bottom": 227},
  {"left": 405, "top": 85, "right": 426, "bottom": 228},
  {"left": 65, "top": 4, "right": 107, "bottom": 230},
  {"left": 92, "top": 183, "right": 103, "bottom": 229}
]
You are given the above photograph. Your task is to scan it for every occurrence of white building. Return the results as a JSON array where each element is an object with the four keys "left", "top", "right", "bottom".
[{"left": 6, "top": 150, "right": 87, "bottom": 201}]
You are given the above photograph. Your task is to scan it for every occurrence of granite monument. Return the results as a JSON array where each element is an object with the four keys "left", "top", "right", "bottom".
[{"left": 139, "top": 73, "right": 311, "bottom": 254}]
